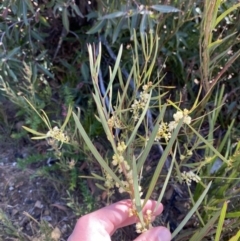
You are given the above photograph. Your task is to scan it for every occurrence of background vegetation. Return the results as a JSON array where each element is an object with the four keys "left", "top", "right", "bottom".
[{"left": 1, "top": 0, "right": 240, "bottom": 240}]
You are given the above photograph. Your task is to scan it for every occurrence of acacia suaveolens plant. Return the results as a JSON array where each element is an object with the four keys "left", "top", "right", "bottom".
[{"left": 72, "top": 32, "right": 212, "bottom": 236}]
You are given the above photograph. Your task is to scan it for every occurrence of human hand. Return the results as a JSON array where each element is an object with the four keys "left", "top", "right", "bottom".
[{"left": 68, "top": 199, "right": 171, "bottom": 241}]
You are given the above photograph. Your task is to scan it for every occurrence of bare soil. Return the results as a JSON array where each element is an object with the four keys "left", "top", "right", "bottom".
[{"left": 0, "top": 148, "right": 78, "bottom": 241}]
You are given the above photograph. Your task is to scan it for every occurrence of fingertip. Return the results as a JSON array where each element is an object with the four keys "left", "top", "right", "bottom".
[
  {"left": 156, "top": 227, "right": 171, "bottom": 241},
  {"left": 134, "top": 227, "right": 171, "bottom": 241},
  {"left": 143, "top": 200, "right": 164, "bottom": 217}
]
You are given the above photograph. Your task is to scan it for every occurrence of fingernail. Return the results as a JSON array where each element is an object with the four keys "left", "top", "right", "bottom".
[{"left": 158, "top": 228, "right": 171, "bottom": 241}]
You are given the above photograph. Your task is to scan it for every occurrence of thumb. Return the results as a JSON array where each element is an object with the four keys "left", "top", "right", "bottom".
[{"left": 134, "top": 227, "right": 171, "bottom": 241}]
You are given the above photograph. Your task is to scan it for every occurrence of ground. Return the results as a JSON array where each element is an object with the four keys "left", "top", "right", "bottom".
[
  {"left": 0, "top": 101, "right": 194, "bottom": 241},
  {"left": 0, "top": 146, "right": 193, "bottom": 241},
  {"left": 0, "top": 147, "right": 78, "bottom": 241}
]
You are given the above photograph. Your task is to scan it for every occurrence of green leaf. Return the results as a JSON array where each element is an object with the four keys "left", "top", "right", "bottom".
[
  {"left": 35, "top": 50, "right": 48, "bottom": 61},
  {"left": 71, "top": 3, "right": 84, "bottom": 18},
  {"left": 112, "top": 17, "right": 126, "bottom": 43},
  {"left": 81, "top": 62, "right": 90, "bottom": 82},
  {"left": 229, "top": 230, "right": 240, "bottom": 241},
  {"left": 215, "top": 201, "right": 228, "bottom": 241},
  {"left": 104, "top": 44, "right": 123, "bottom": 98},
  {"left": 150, "top": 5, "right": 180, "bottom": 13},
  {"left": 6, "top": 47, "right": 21, "bottom": 59},
  {"left": 23, "top": 97, "right": 51, "bottom": 129},
  {"left": 46, "top": 0, "right": 55, "bottom": 8},
  {"left": 226, "top": 211, "right": 240, "bottom": 218},
  {"left": 188, "top": 125, "right": 229, "bottom": 165},
  {"left": 172, "top": 181, "right": 213, "bottom": 239},
  {"left": 140, "top": 13, "right": 147, "bottom": 33},
  {"left": 39, "top": 16, "right": 51, "bottom": 27},
  {"left": 22, "top": 0, "right": 29, "bottom": 26},
  {"left": 95, "top": 183, "right": 107, "bottom": 191},
  {"left": 31, "top": 136, "right": 49, "bottom": 140},
  {"left": 132, "top": 155, "right": 144, "bottom": 224},
  {"left": 23, "top": 0, "right": 34, "bottom": 13},
  {"left": 62, "top": 8, "right": 69, "bottom": 32},
  {"left": 72, "top": 112, "right": 123, "bottom": 187},
  {"left": 189, "top": 207, "right": 221, "bottom": 241},
  {"left": 136, "top": 105, "right": 167, "bottom": 172},
  {"left": 37, "top": 64, "right": 55, "bottom": 79},
  {"left": 6, "top": 66, "right": 18, "bottom": 82},
  {"left": 90, "top": 172, "right": 106, "bottom": 181},
  {"left": 99, "top": 11, "right": 126, "bottom": 20},
  {"left": 214, "top": 3, "right": 240, "bottom": 27},
  {"left": 143, "top": 118, "right": 184, "bottom": 205},
  {"left": 87, "top": 19, "right": 107, "bottom": 34},
  {"left": 61, "top": 105, "right": 72, "bottom": 131},
  {"left": 208, "top": 32, "right": 237, "bottom": 52},
  {"left": 154, "top": 144, "right": 177, "bottom": 212},
  {"left": 31, "top": 30, "right": 45, "bottom": 42},
  {"left": 22, "top": 126, "right": 46, "bottom": 136}
]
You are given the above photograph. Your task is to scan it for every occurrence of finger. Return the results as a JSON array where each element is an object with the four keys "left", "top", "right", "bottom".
[
  {"left": 68, "top": 199, "right": 164, "bottom": 241},
  {"left": 93, "top": 199, "right": 164, "bottom": 235},
  {"left": 134, "top": 227, "right": 171, "bottom": 241}
]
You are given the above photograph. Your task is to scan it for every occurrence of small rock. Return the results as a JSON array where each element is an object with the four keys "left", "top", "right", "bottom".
[
  {"left": 9, "top": 186, "right": 14, "bottom": 191},
  {"left": 34, "top": 200, "right": 43, "bottom": 209},
  {"left": 51, "top": 227, "right": 61, "bottom": 240},
  {"left": 42, "top": 216, "right": 52, "bottom": 222}
]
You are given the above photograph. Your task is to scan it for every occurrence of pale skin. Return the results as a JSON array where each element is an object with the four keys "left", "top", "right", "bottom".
[{"left": 68, "top": 199, "right": 171, "bottom": 241}]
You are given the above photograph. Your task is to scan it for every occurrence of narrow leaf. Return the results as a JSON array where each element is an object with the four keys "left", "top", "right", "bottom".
[
  {"left": 112, "top": 17, "right": 126, "bottom": 43},
  {"left": 154, "top": 144, "right": 177, "bottom": 212},
  {"left": 72, "top": 112, "right": 122, "bottom": 186},
  {"left": 100, "top": 11, "right": 126, "bottom": 20},
  {"left": 132, "top": 155, "right": 144, "bottom": 224},
  {"left": 215, "top": 201, "right": 228, "bottom": 241},
  {"left": 229, "top": 230, "right": 240, "bottom": 241},
  {"left": 22, "top": 126, "right": 46, "bottom": 136},
  {"left": 189, "top": 208, "right": 221, "bottom": 241},
  {"left": 22, "top": 0, "right": 29, "bottom": 25},
  {"left": 62, "top": 8, "right": 69, "bottom": 32},
  {"left": 172, "top": 181, "right": 212, "bottom": 239},
  {"left": 37, "top": 64, "right": 55, "bottom": 79},
  {"left": 140, "top": 13, "right": 147, "bottom": 33},
  {"left": 150, "top": 5, "right": 180, "bottom": 13},
  {"left": 137, "top": 105, "right": 167, "bottom": 172},
  {"left": 188, "top": 125, "right": 229, "bottom": 164},
  {"left": 71, "top": 3, "right": 84, "bottom": 18},
  {"left": 104, "top": 45, "right": 123, "bottom": 98},
  {"left": 215, "top": 3, "right": 240, "bottom": 27},
  {"left": 143, "top": 118, "right": 183, "bottom": 205},
  {"left": 61, "top": 105, "right": 73, "bottom": 130},
  {"left": 87, "top": 19, "right": 106, "bottom": 34},
  {"left": 23, "top": 0, "right": 34, "bottom": 13},
  {"left": 6, "top": 47, "right": 21, "bottom": 59}
]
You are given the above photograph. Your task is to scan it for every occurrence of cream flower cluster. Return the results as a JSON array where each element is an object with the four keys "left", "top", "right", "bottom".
[
  {"left": 155, "top": 122, "right": 172, "bottom": 142},
  {"left": 46, "top": 126, "right": 69, "bottom": 150},
  {"left": 105, "top": 141, "right": 152, "bottom": 233},
  {"left": 46, "top": 126, "right": 69, "bottom": 143},
  {"left": 112, "top": 141, "right": 130, "bottom": 173},
  {"left": 135, "top": 209, "right": 153, "bottom": 233},
  {"left": 128, "top": 200, "right": 153, "bottom": 233},
  {"left": 169, "top": 108, "right": 191, "bottom": 131},
  {"left": 107, "top": 114, "right": 124, "bottom": 129},
  {"left": 131, "top": 82, "right": 152, "bottom": 122},
  {"left": 155, "top": 109, "right": 191, "bottom": 142},
  {"left": 181, "top": 171, "right": 201, "bottom": 186},
  {"left": 104, "top": 172, "right": 115, "bottom": 189},
  {"left": 104, "top": 141, "right": 136, "bottom": 195}
]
